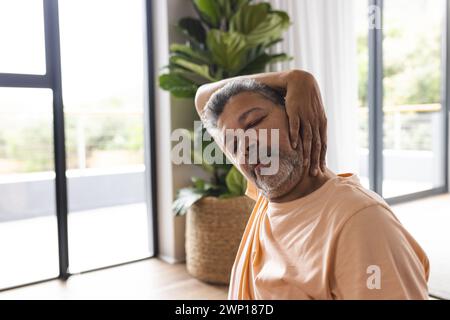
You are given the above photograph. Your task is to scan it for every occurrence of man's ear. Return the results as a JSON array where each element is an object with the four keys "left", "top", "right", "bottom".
[{"left": 195, "top": 85, "right": 210, "bottom": 117}]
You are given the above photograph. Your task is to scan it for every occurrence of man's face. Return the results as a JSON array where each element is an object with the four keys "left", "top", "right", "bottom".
[{"left": 215, "top": 91, "right": 304, "bottom": 199}]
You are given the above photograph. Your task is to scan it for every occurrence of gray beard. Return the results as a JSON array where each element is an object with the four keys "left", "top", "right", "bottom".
[{"left": 254, "top": 150, "right": 303, "bottom": 199}]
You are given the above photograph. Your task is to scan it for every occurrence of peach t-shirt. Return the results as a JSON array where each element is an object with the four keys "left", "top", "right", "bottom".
[{"left": 228, "top": 173, "right": 430, "bottom": 300}]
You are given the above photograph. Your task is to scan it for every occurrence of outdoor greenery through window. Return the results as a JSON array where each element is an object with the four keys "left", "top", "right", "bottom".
[
  {"left": 357, "top": 0, "right": 443, "bottom": 151},
  {"left": 356, "top": 0, "right": 445, "bottom": 198},
  {"left": 0, "top": 0, "right": 153, "bottom": 288}
]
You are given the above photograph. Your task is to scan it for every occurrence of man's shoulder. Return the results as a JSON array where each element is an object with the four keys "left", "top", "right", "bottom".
[{"left": 322, "top": 174, "right": 392, "bottom": 228}]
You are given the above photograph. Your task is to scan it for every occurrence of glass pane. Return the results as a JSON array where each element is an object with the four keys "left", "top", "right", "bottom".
[
  {"left": 0, "top": 88, "right": 59, "bottom": 289},
  {"left": 382, "top": 0, "right": 445, "bottom": 198},
  {"left": 0, "top": 0, "right": 46, "bottom": 74},
  {"left": 59, "top": 0, "right": 152, "bottom": 272},
  {"left": 355, "top": 0, "right": 370, "bottom": 189}
]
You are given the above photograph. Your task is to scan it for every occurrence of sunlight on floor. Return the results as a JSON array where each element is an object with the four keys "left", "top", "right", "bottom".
[
  {"left": 0, "top": 258, "right": 228, "bottom": 300},
  {"left": 392, "top": 193, "right": 450, "bottom": 299},
  {"left": 0, "top": 203, "right": 151, "bottom": 290}
]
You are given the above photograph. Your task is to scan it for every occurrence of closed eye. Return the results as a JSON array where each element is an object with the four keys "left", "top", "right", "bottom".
[{"left": 244, "top": 115, "right": 267, "bottom": 131}]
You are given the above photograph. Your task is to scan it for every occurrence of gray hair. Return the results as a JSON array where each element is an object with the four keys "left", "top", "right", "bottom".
[{"left": 201, "top": 78, "right": 285, "bottom": 129}]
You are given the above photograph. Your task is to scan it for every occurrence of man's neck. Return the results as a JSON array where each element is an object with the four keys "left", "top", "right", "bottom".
[{"left": 270, "top": 168, "right": 335, "bottom": 203}]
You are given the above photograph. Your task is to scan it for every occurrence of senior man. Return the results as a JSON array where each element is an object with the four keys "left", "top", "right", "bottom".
[{"left": 195, "top": 70, "right": 429, "bottom": 300}]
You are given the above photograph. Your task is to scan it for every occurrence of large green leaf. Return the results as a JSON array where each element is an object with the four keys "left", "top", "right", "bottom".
[
  {"left": 166, "top": 65, "right": 206, "bottom": 86},
  {"left": 178, "top": 17, "right": 207, "bottom": 44},
  {"left": 192, "top": 177, "right": 205, "bottom": 190},
  {"left": 206, "top": 30, "right": 248, "bottom": 75},
  {"left": 170, "top": 55, "right": 216, "bottom": 82},
  {"left": 225, "top": 166, "right": 247, "bottom": 196},
  {"left": 230, "top": 0, "right": 252, "bottom": 11},
  {"left": 246, "top": 11, "right": 290, "bottom": 46},
  {"left": 230, "top": 3, "right": 271, "bottom": 34},
  {"left": 192, "top": 0, "right": 221, "bottom": 27},
  {"left": 216, "top": 0, "right": 232, "bottom": 20},
  {"left": 240, "top": 53, "right": 292, "bottom": 74},
  {"left": 170, "top": 44, "right": 211, "bottom": 64},
  {"left": 172, "top": 187, "right": 205, "bottom": 215},
  {"left": 230, "top": 4, "right": 290, "bottom": 46},
  {"left": 264, "top": 38, "right": 284, "bottom": 49},
  {"left": 159, "top": 73, "right": 198, "bottom": 98},
  {"left": 216, "top": 0, "right": 252, "bottom": 19}
]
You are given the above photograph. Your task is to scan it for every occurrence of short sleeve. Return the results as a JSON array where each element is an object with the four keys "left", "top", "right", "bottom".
[
  {"left": 245, "top": 180, "right": 259, "bottom": 201},
  {"left": 331, "top": 204, "right": 429, "bottom": 300}
]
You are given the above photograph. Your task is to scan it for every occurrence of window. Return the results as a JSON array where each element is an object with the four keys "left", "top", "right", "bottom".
[
  {"left": 0, "top": 0, "right": 156, "bottom": 290},
  {"left": 356, "top": 0, "right": 448, "bottom": 202},
  {"left": 0, "top": 0, "right": 46, "bottom": 74},
  {"left": 0, "top": 88, "right": 59, "bottom": 289},
  {"left": 59, "top": 0, "right": 152, "bottom": 272},
  {"left": 382, "top": 0, "right": 446, "bottom": 198},
  {"left": 355, "top": 0, "right": 370, "bottom": 190}
]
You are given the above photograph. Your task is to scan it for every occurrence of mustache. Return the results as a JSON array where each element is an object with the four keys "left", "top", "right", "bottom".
[
  {"left": 248, "top": 149, "right": 282, "bottom": 179},
  {"left": 246, "top": 145, "right": 279, "bottom": 166}
]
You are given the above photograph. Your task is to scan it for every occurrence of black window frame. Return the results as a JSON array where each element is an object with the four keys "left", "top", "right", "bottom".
[{"left": 367, "top": 0, "right": 449, "bottom": 205}]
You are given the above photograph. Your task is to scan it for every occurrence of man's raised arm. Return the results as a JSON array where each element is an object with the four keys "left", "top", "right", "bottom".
[{"left": 194, "top": 69, "right": 328, "bottom": 176}]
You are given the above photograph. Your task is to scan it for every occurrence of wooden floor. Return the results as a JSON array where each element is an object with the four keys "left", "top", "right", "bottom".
[
  {"left": 1, "top": 193, "right": 448, "bottom": 300},
  {"left": 0, "top": 258, "right": 228, "bottom": 300},
  {"left": 392, "top": 193, "right": 450, "bottom": 299}
]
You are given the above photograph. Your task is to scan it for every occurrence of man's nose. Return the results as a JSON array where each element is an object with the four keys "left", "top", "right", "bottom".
[{"left": 244, "top": 141, "right": 259, "bottom": 164}]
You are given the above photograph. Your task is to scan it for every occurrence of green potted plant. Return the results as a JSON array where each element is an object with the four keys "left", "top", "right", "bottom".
[{"left": 159, "top": 0, "right": 291, "bottom": 284}]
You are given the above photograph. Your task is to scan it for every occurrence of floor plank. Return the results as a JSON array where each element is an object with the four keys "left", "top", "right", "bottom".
[
  {"left": 1, "top": 193, "right": 447, "bottom": 300},
  {"left": 0, "top": 258, "right": 228, "bottom": 300}
]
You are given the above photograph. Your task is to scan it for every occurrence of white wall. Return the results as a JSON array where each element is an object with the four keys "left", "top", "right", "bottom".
[{"left": 152, "top": 0, "right": 202, "bottom": 263}]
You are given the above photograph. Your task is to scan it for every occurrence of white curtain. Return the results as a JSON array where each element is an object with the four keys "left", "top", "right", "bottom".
[{"left": 268, "top": 0, "right": 359, "bottom": 174}]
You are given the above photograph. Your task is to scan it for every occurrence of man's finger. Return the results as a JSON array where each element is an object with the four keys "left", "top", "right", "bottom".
[
  {"left": 319, "top": 120, "right": 327, "bottom": 171},
  {"left": 302, "top": 121, "right": 312, "bottom": 168},
  {"left": 320, "top": 143, "right": 327, "bottom": 172},
  {"left": 310, "top": 127, "right": 321, "bottom": 176},
  {"left": 287, "top": 112, "right": 300, "bottom": 149}
]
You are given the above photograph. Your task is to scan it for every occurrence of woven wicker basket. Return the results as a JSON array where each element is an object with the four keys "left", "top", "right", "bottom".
[{"left": 185, "top": 196, "right": 255, "bottom": 284}]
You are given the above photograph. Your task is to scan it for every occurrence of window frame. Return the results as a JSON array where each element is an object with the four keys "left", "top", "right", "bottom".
[
  {"left": 367, "top": 0, "right": 450, "bottom": 204},
  {"left": 0, "top": 0, "right": 158, "bottom": 291}
]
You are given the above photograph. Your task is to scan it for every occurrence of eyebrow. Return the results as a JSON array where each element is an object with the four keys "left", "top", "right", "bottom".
[{"left": 237, "top": 107, "right": 263, "bottom": 124}]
